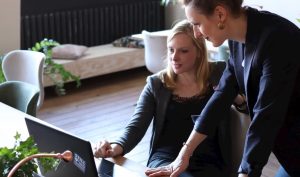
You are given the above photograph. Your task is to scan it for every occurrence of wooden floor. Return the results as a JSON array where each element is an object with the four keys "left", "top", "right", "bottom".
[{"left": 37, "top": 67, "right": 279, "bottom": 177}]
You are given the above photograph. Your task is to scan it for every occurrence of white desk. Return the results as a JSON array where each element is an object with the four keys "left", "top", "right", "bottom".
[
  {"left": 0, "top": 102, "right": 147, "bottom": 177},
  {"left": 0, "top": 102, "right": 33, "bottom": 148}
]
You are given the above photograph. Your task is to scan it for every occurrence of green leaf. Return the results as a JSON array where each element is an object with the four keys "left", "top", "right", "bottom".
[
  {"left": 0, "top": 132, "right": 58, "bottom": 177},
  {"left": 29, "top": 38, "right": 81, "bottom": 95}
]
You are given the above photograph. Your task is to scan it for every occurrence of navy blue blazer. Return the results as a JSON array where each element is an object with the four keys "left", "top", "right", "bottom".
[{"left": 194, "top": 7, "right": 300, "bottom": 177}]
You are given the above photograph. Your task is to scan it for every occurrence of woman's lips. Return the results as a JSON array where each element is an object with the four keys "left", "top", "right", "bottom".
[{"left": 173, "top": 63, "right": 181, "bottom": 69}]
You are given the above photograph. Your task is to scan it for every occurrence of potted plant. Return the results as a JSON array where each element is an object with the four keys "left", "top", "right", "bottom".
[
  {"left": 30, "top": 39, "right": 81, "bottom": 96},
  {"left": 0, "top": 39, "right": 81, "bottom": 96},
  {"left": 0, "top": 132, "right": 59, "bottom": 177}
]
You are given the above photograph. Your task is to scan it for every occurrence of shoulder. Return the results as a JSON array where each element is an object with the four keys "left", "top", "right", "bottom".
[
  {"left": 246, "top": 7, "right": 299, "bottom": 42},
  {"left": 146, "top": 72, "right": 165, "bottom": 90},
  {"left": 145, "top": 71, "right": 172, "bottom": 99}
]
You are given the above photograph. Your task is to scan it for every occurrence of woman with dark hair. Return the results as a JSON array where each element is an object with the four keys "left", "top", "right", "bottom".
[{"left": 146, "top": 0, "right": 300, "bottom": 177}]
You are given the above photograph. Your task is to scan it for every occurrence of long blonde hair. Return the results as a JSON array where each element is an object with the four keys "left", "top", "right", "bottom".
[{"left": 159, "top": 20, "right": 210, "bottom": 95}]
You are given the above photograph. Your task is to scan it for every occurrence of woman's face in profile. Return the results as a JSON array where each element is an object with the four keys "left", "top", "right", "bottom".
[
  {"left": 168, "top": 33, "right": 198, "bottom": 75},
  {"left": 185, "top": 5, "right": 226, "bottom": 47}
]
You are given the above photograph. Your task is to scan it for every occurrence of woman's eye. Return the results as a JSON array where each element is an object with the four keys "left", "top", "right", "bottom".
[
  {"left": 181, "top": 49, "right": 188, "bottom": 53},
  {"left": 168, "top": 48, "right": 174, "bottom": 53}
]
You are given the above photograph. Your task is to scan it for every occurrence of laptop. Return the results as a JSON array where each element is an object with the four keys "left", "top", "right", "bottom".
[{"left": 25, "top": 117, "right": 143, "bottom": 177}]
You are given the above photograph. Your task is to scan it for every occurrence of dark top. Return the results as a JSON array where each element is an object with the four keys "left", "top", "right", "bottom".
[
  {"left": 194, "top": 7, "right": 300, "bottom": 177},
  {"left": 152, "top": 88, "right": 222, "bottom": 167},
  {"left": 113, "top": 61, "right": 230, "bottom": 175}
]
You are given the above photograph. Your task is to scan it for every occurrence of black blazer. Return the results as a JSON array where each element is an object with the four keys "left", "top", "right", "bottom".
[{"left": 194, "top": 7, "right": 300, "bottom": 177}]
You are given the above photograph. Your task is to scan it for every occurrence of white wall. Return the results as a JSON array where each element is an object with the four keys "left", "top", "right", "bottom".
[
  {"left": 243, "top": 0, "right": 300, "bottom": 28},
  {"left": 0, "top": 0, "right": 20, "bottom": 55}
]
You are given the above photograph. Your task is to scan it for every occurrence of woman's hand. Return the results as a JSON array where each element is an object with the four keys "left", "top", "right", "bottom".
[
  {"left": 145, "top": 145, "right": 191, "bottom": 177},
  {"left": 93, "top": 140, "right": 123, "bottom": 158}
]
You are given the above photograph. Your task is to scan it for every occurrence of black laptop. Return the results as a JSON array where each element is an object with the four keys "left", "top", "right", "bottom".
[{"left": 25, "top": 117, "right": 142, "bottom": 177}]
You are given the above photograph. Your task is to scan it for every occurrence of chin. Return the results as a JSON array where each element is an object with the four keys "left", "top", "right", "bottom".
[
  {"left": 173, "top": 69, "right": 182, "bottom": 74},
  {"left": 209, "top": 38, "right": 226, "bottom": 47},
  {"left": 212, "top": 41, "right": 223, "bottom": 47}
]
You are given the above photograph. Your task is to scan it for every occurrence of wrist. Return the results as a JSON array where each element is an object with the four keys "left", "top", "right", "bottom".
[
  {"left": 181, "top": 142, "right": 193, "bottom": 158},
  {"left": 110, "top": 143, "right": 124, "bottom": 156}
]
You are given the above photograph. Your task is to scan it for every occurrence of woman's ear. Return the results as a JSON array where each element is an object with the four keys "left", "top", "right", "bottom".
[{"left": 214, "top": 5, "right": 227, "bottom": 21}]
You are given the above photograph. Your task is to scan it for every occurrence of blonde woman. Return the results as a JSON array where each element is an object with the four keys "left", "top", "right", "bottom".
[{"left": 94, "top": 20, "right": 230, "bottom": 177}]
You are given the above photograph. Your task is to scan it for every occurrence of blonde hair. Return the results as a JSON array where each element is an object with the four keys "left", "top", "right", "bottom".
[{"left": 159, "top": 20, "right": 210, "bottom": 95}]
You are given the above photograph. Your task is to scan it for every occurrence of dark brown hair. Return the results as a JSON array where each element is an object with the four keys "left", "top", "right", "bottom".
[{"left": 180, "top": 0, "right": 243, "bottom": 16}]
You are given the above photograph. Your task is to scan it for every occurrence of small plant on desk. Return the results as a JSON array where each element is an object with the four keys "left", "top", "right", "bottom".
[{"left": 0, "top": 132, "right": 59, "bottom": 177}]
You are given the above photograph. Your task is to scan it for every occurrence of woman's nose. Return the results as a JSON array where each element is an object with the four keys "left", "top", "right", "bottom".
[
  {"left": 193, "top": 26, "right": 202, "bottom": 38},
  {"left": 171, "top": 51, "right": 179, "bottom": 61}
]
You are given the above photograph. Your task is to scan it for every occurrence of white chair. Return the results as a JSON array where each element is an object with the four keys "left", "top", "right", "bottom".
[
  {"left": 2, "top": 50, "right": 45, "bottom": 110},
  {"left": 142, "top": 30, "right": 168, "bottom": 73}
]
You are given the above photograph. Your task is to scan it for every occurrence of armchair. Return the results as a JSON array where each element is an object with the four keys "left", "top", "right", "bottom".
[
  {"left": 0, "top": 81, "right": 39, "bottom": 116},
  {"left": 142, "top": 30, "right": 167, "bottom": 73},
  {"left": 2, "top": 50, "right": 45, "bottom": 109}
]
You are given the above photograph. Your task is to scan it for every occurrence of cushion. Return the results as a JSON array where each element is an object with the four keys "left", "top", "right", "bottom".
[
  {"left": 112, "top": 36, "right": 144, "bottom": 48},
  {"left": 52, "top": 44, "right": 88, "bottom": 59}
]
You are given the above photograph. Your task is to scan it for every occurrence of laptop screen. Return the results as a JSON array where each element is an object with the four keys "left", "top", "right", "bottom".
[
  {"left": 25, "top": 117, "right": 99, "bottom": 177},
  {"left": 25, "top": 117, "right": 144, "bottom": 177}
]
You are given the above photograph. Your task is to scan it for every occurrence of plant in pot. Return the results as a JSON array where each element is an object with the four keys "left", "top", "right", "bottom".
[
  {"left": 0, "top": 39, "right": 81, "bottom": 95},
  {"left": 30, "top": 39, "right": 81, "bottom": 96},
  {"left": 0, "top": 132, "right": 59, "bottom": 177}
]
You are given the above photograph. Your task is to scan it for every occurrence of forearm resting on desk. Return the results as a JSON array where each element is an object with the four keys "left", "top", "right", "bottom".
[{"left": 93, "top": 140, "right": 124, "bottom": 158}]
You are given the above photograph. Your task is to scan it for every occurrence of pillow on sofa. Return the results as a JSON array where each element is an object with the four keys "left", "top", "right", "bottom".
[{"left": 52, "top": 44, "right": 88, "bottom": 59}]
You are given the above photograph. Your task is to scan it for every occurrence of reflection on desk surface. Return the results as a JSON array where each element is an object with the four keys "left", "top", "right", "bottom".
[{"left": 99, "top": 158, "right": 147, "bottom": 177}]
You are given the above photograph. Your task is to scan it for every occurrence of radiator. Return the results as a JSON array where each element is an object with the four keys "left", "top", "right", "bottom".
[{"left": 21, "top": 1, "right": 164, "bottom": 49}]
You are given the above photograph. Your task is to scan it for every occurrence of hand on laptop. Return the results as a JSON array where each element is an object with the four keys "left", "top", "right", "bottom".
[{"left": 93, "top": 140, "right": 124, "bottom": 158}]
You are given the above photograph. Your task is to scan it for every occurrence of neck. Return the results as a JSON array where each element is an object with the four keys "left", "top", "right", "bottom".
[
  {"left": 226, "top": 10, "right": 247, "bottom": 43},
  {"left": 174, "top": 73, "right": 200, "bottom": 97},
  {"left": 177, "top": 72, "right": 196, "bottom": 86}
]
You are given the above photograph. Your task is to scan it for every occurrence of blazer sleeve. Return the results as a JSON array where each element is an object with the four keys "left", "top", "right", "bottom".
[
  {"left": 112, "top": 75, "right": 158, "bottom": 154},
  {"left": 238, "top": 29, "right": 300, "bottom": 177},
  {"left": 194, "top": 57, "right": 239, "bottom": 136}
]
